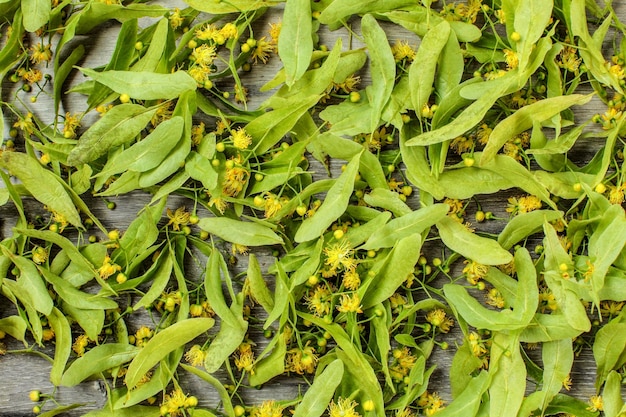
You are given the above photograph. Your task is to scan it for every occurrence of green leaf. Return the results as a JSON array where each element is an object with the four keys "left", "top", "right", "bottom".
[
  {"left": 488, "top": 332, "right": 525, "bottom": 416},
  {"left": 594, "top": 321, "right": 626, "bottom": 388},
  {"left": 409, "top": 20, "right": 450, "bottom": 117},
  {"left": 203, "top": 295, "right": 248, "bottom": 373},
  {"left": 361, "top": 233, "right": 422, "bottom": 309},
  {"left": 246, "top": 254, "right": 274, "bottom": 314},
  {"left": 79, "top": 68, "right": 196, "bottom": 100},
  {"left": 82, "top": 405, "right": 161, "bottom": 417},
  {"left": 362, "top": 14, "right": 396, "bottom": 131},
  {"left": 125, "top": 318, "right": 214, "bottom": 389},
  {"left": 2, "top": 251, "right": 53, "bottom": 315},
  {"left": 436, "top": 372, "right": 490, "bottom": 417},
  {"left": 67, "top": 104, "right": 157, "bottom": 166},
  {"left": 198, "top": 217, "right": 283, "bottom": 246},
  {"left": 248, "top": 332, "right": 287, "bottom": 387},
  {"left": 51, "top": 313, "right": 99, "bottom": 384},
  {"left": 498, "top": 210, "right": 563, "bottom": 250},
  {"left": 182, "top": 0, "right": 281, "bottom": 14},
  {"left": 96, "top": 116, "right": 184, "bottom": 179},
  {"left": 0, "top": 315, "right": 27, "bottom": 342},
  {"left": 62, "top": 343, "right": 140, "bottom": 386},
  {"left": 40, "top": 268, "right": 118, "bottom": 310},
  {"left": 0, "top": 152, "right": 82, "bottom": 228},
  {"left": 362, "top": 203, "right": 448, "bottom": 250},
  {"left": 180, "top": 364, "right": 235, "bottom": 417},
  {"left": 133, "top": 252, "right": 173, "bottom": 311},
  {"left": 362, "top": 188, "right": 412, "bottom": 217},
  {"left": 22, "top": 0, "right": 50, "bottom": 32},
  {"left": 295, "top": 152, "right": 361, "bottom": 242},
  {"left": 278, "top": 0, "right": 312, "bottom": 87},
  {"left": 480, "top": 94, "right": 593, "bottom": 165},
  {"left": 437, "top": 216, "right": 513, "bottom": 265},
  {"left": 293, "top": 359, "right": 344, "bottom": 417},
  {"left": 513, "top": 0, "right": 553, "bottom": 71}
]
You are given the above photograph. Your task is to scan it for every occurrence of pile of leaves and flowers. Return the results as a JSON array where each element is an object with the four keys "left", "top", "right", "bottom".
[{"left": 1, "top": 0, "right": 626, "bottom": 416}]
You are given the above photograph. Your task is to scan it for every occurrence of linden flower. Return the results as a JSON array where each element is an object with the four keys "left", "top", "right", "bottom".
[
  {"left": 169, "top": 8, "right": 184, "bottom": 29},
  {"left": 503, "top": 49, "right": 519, "bottom": 70},
  {"left": 391, "top": 40, "right": 416, "bottom": 62},
  {"left": 32, "top": 246, "right": 48, "bottom": 264},
  {"left": 191, "top": 44, "right": 217, "bottom": 67},
  {"left": 286, "top": 344, "right": 318, "bottom": 374},
  {"left": 323, "top": 240, "right": 356, "bottom": 275},
  {"left": 234, "top": 345, "right": 255, "bottom": 374},
  {"left": 63, "top": 112, "right": 81, "bottom": 138},
  {"left": 220, "top": 22, "right": 238, "bottom": 40},
  {"left": 13, "top": 112, "right": 36, "bottom": 135},
  {"left": 342, "top": 266, "right": 361, "bottom": 290},
  {"left": 328, "top": 397, "right": 362, "bottom": 417},
  {"left": 425, "top": 309, "right": 454, "bottom": 333},
  {"left": 336, "top": 293, "right": 362, "bottom": 314},
  {"left": 184, "top": 345, "right": 207, "bottom": 367},
  {"left": 251, "top": 400, "right": 284, "bottom": 417},
  {"left": 22, "top": 68, "right": 43, "bottom": 83},
  {"left": 252, "top": 37, "right": 275, "bottom": 64},
  {"left": 161, "top": 388, "right": 195, "bottom": 417},
  {"left": 231, "top": 127, "right": 252, "bottom": 150},
  {"left": 29, "top": 42, "right": 52, "bottom": 64},
  {"left": 463, "top": 260, "right": 488, "bottom": 285},
  {"left": 418, "top": 391, "right": 446, "bottom": 416},
  {"left": 587, "top": 395, "right": 604, "bottom": 412},
  {"left": 72, "top": 334, "right": 90, "bottom": 356},
  {"left": 196, "top": 24, "right": 221, "bottom": 42},
  {"left": 98, "top": 255, "right": 122, "bottom": 279},
  {"left": 268, "top": 22, "right": 282, "bottom": 45},
  {"left": 222, "top": 164, "right": 249, "bottom": 197},
  {"left": 305, "top": 284, "right": 332, "bottom": 317},
  {"left": 167, "top": 207, "right": 190, "bottom": 231},
  {"left": 486, "top": 288, "right": 506, "bottom": 308}
]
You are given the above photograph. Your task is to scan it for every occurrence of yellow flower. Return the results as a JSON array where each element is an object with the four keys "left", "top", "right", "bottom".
[
  {"left": 161, "top": 388, "right": 193, "bottom": 417},
  {"left": 426, "top": 309, "right": 454, "bottom": 333},
  {"left": 323, "top": 240, "right": 356, "bottom": 276},
  {"left": 286, "top": 344, "right": 318, "bottom": 375},
  {"left": 342, "top": 266, "right": 361, "bottom": 290},
  {"left": 29, "top": 42, "right": 52, "bottom": 64},
  {"left": 169, "top": 8, "right": 184, "bottom": 29},
  {"left": 32, "top": 246, "right": 48, "bottom": 264},
  {"left": 462, "top": 260, "right": 488, "bottom": 285},
  {"left": 587, "top": 395, "right": 604, "bottom": 412},
  {"left": 13, "top": 112, "right": 36, "bottom": 135},
  {"left": 222, "top": 163, "right": 249, "bottom": 197},
  {"left": 418, "top": 392, "right": 446, "bottom": 416},
  {"left": 22, "top": 68, "right": 43, "bottom": 83},
  {"left": 72, "top": 334, "right": 90, "bottom": 356},
  {"left": 391, "top": 40, "right": 416, "bottom": 62},
  {"left": 220, "top": 22, "right": 238, "bottom": 40},
  {"left": 251, "top": 400, "right": 284, "bottom": 417},
  {"left": 450, "top": 135, "right": 473, "bottom": 154},
  {"left": 63, "top": 112, "right": 82, "bottom": 138},
  {"left": 231, "top": 127, "right": 252, "bottom": 150},
  {"left": 208, "top": 195, "right": 229, "bottom": 214},
  {"left": 609, "top": 184, "right": 625, "bottom": 204},
  {"left": 234, "top": 84, "right": 248, "bottom": 104},
  {"left": 503, "top": 49, "right": 519, "bottom": 70},
  {"left": 196, "top": 24, "right": 221, "bottom": 42},
  {"left": 268, "top": 22, "right": 282, "bottom": 44},
  {"left": 336, "top": 293, "right": 362, "bottom": 314},
  {"left": 234, "top": 345, "right": 255, "bottom": 374},
  {"left": 184, "top": 345, "right": 207, "bottom": 367},
  {"left": 191, "top": 44, "right": 217, "bottom": 67},
  {"left": 486, "top": 287, "right": 505, "bottom": 308},
  {"left": 98, "top": 255, "right": 122, "bottom": 279},
  {"left": 167, "top": 207, "right": 190, "bottom": 231},
  {"left": 252, "top": 37, "right": 275, "bottom": 64},
  {"left": 188, "top": 65, "right": 211, "bottom": 85},
  {"left": 328, "top": 397, "right": 362, "bottom": 417},
  {"left": 305, "top": 284, "right": 332, "bottom": 317},
  {"left": 558, "top": 45, "right": 581, "bottom": 72}
]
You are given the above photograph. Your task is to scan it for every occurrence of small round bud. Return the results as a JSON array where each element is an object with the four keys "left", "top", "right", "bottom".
[
  {"left": 296, "top": 204, "right": 307, "bottom": 216},
  {"left": 107, "top": 201, "right": 116, "bottom": 210},
  {"left": 234, "top": 405, "right": 246, "bottom": 416},
  {"left": 33, "top": 406, "right": 41, "bottom": 414},
  {"left": 241, "top": 43, "right": 251, "bottom": 53},
  {"left": 510, "top": 31, "right": 521, "bottom": 42},
  {"left": 116, "top": 273, "right": 127, "bottom": 284},
  {"left": 254, "top": 173, "right": 264, "bottom": 181},
  {"left": 363, "top": 400, "right": 375, "bottom": 412},
  {"left": 307, "top": 275, "right": 319, "bottom": 286},
  {"left": 135, "top": 41, "right": 143, "bottom": 50},
  {"left": 108, "top": 230, "right": 120, "bottom": 240},
  {"left": 189, "top": 214, "right": 199, "bottom": 225},
  {"left": 187, "top": 39, "right": 197, "bottom": 49},
  {"left": 573, "top": 182, "right": 582, "bottom": 192},
  {"left": 432, "top": 257, "right": 442, "bottom": 267},
  {"left": 349, "top": 91, "right": 361, "bottom": 102},
  {"left": 119, "top": 93, "right": 130, "bottom": 103},
  {"left": 29, "top": 390, "right": 41, "bottom": 402},
  {"left": 463, "top": 156, "right": 475, "bottom": 167},
  {"left": 475, "top": 211, "right": 485, "bottom": 222},
  {"left": 595, "top": 183, "right": 607, "bottom": 194},
  {"left": 333, "top": 229, "right": 344, "bottom": 239}
]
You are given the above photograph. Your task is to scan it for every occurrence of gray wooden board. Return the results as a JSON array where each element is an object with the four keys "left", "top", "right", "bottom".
[{"left": 0, "top": 2, "right": 624, "bottom": 416}]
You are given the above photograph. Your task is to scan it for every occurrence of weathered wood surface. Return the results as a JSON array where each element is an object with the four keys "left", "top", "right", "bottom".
[{"left": 1, "top": 1, "right": 624, "bottom": 416}]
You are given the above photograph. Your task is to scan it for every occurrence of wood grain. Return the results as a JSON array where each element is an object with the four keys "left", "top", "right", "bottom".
[{"left": 1, "top": 2, "right": 624, "bottom": 416}]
